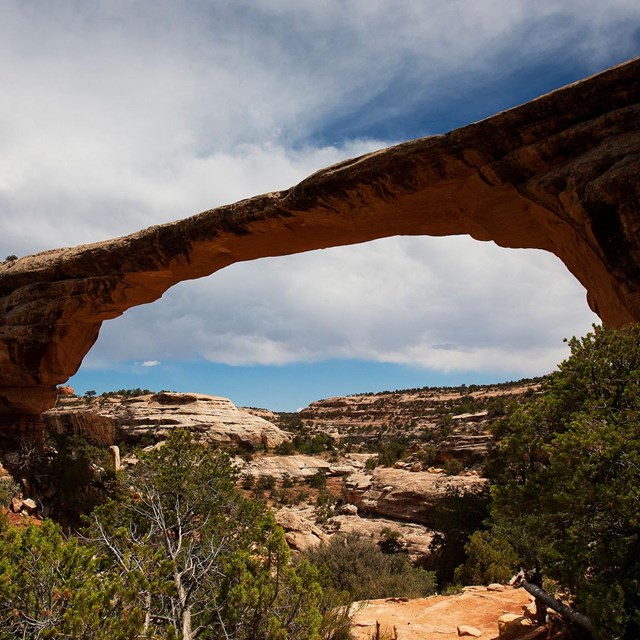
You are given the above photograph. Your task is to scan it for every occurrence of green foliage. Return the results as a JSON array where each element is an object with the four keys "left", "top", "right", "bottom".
[
  {"left": 256, "top": 474, "right": 277, "bottom": 491},
  {"left": 3, "top": 255, "right": 17, "bottom": 262},
  {"left": 11, "top": 434, "right": 117, "bottom": 523},
  {"left": 0, "top": 479, "right": 19, "bottom": 509},
  {"left": 442, "top": 458, "right": 464, "bottom": 475},
  {"left": 424, "top": 485, "right": 491, "bottom": 587},
  {"left": 99, "top": 388, "right": 154, "bottom": 398},
  {"left": 85, "top": 430, "right": 341, "bottom": 639},
  {"left": 376, "top": 441, "right": 406, "bottom": 467},
  {"left": 303, "top": 533, "right": 436, "bottom": 601},
  {"left": 242, "top": 473, "right": 255, "bottom": 490},
  {"left": 0, "top": 520, "right": 142, "bottom": 639},
  {"left": 487, "top": 324, "right": 640, "bottom": 640},
  {"left": 365, "top": 456, "right": 378, "bottom": 470},
  {"left": 378, "top": 528, "right": 406, "bottom": 555},
  {"left": 275, "top": 439, "right": 296, "bottom": 455},
  {"left": 306, "top": 471, "right": 327, "bottom": 489},
  {"left": 293, "top": 433, "right": 335, "bottom": 455},
  {"left": 453, "top": 530, "right": 519, "bottom": 585}
]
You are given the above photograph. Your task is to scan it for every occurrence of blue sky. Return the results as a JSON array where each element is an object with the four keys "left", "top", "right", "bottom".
[{"left": 1, "top": 1, "right": 638, "bottom": 410}]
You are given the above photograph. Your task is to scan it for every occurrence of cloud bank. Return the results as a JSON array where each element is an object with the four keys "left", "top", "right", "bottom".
[{"left": 1, "top": 1, "right": 636, "bottom": 391}]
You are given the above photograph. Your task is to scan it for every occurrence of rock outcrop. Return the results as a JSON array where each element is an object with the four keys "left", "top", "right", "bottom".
[
  {"left": 1, "top": 58, "right": 639, "bottom": 429},
  {"left": 350, "top": 587, "right": 533, "bottom": 640},
  {"left": 43, "top": 392, "right": 289, "bottom": 448},
  {"left": 243, "top": 453, "right": 360, "bottom": 481},
  {"left": 344, "top": 467, "right": 486, "bottom": 526},
  {"left": 328, "top": 514, "right": 435, "bottom": 560},
  {"left": 274, "top": 508, "right": 328, "bottom": 552}
]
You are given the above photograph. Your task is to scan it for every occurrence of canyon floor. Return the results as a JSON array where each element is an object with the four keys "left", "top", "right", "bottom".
[{"left": 352, "top": 586, "right": 535, "bottom": 640}]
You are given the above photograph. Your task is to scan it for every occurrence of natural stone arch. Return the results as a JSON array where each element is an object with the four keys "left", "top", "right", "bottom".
[{"left": 0, "top": 57, "right": 639, "bottom": 432}]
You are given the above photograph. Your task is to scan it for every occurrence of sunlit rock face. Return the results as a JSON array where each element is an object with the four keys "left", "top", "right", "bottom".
[
  {"left": 344, "top": 467, "right": 486, "bottom": 526},
  {"left": 0, "top": 58, "right": 639, "bottom": 428},
  {"left": 43, "top": 392, "right": 289, "bottom": 449}
]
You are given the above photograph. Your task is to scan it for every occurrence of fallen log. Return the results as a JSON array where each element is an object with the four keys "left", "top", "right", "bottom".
[{"left": 520, "top": 580, "right": 593, "bottom": 636}]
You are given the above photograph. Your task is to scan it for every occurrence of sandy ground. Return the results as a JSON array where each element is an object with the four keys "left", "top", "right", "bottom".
[{"left": 351, "top": 586, "right": 534, "bottom": 640}]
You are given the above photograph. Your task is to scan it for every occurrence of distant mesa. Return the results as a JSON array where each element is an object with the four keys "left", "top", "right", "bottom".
[
  {"left": 0, "top": 57, "right": 639, "bottom": 433},
  {"left": 43, "top": 391, "right": 290, "bottom": 450}
]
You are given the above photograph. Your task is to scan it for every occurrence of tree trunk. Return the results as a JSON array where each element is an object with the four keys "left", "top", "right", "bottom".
[
  {"left": 175, "top": 572, "right": 193, "bottom": 640},
  {"left": 521, "top": 580, "right": 593, "bottom": 635}
]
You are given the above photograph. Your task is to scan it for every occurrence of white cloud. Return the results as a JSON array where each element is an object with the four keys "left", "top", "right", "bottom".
[
  {"left": 141, "top": 360, "right": 161, "bottom": 368},
  {"left": 88, "top": 235, "right": 598, "bottom": 377},
  {"left": 0, "top": 1, "right": 633, "bottom": 381}
]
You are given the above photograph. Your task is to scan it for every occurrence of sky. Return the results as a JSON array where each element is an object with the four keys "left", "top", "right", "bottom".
[{"left": 1, "top": 1, "right": 639, "bottom": 411}]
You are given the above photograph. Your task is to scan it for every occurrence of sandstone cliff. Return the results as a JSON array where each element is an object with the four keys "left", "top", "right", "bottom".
[
  {"left": 344, "top": 467, "right": 486, "bottom": 526},
  {"left": 1, "top": 58, "right": 639, "bottom": 427},
  {"left": 43, "top": 392, "right": 289, "bottom": 449},
  {"left": 297, "top": 381, "right": 538, "bottom": 465}
]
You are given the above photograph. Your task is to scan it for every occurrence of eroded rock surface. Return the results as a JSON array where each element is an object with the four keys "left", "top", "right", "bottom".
[
  {"left": 243, "top": 453, "right": 360, "bottom": 481},
  {"left": 351, "top": 587, "right": 534, "bottom": 640},
  {"left": 344, "top": 467, "right": 486, "bottom": 525},
  {"left": 274, "top": 507, "right": 328, "bottom": 552},
  {"left": 329, "top": 514, "right": 435, "bottom": 560},
  {"left": 43, "top": 392, "right": 289, "bottom": 448},
  {"left": 1, "top": 58, "right": 639, "bottom": 426}
]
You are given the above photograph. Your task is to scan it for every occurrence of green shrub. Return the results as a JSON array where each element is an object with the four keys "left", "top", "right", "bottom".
[
  {"left": 256, "top": 474, "right": 276, "bottom": 491},
  {"left": 303, "top": 533, "right": 436, "bottom": 601},
  {"left": 365, "top": 456, "right": 378, "bottom": 471},
  {"left": 453, "top": 530, "right": 519, "bottom": 585},
  {"left": 442, "top": 458, "right": 464, "bottom": 475},
  {"left": 241, "top": 474, "right": 255, "bottom": 490},
  {"left": 306, "top": 471, "right": 327, "bottom": 489},
  {"left": 0, "top": 478, "right": 20, "bottom": 508},
  {"left": 488, "top": 324, "right": 640, "bottom": 639}
]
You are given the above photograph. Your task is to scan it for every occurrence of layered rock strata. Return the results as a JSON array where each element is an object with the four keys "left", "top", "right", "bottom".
[
  {"left": 344, "top": 467, "right": 486, "bottom": 526},
  {"left": 43, "top": 392, "right": 289, "bottom": 449},
  {"left": 1, "top": 58, "right": 639, "bottom": 427}
]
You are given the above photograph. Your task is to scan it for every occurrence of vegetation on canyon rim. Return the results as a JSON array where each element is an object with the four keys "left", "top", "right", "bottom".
[{"left": 0, "top": 323, "right": 638, "bottom": 639}]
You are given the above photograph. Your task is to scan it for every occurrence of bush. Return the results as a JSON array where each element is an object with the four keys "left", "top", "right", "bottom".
[
  {"left": 376, "top": 441, "right": 406, "bottom": 467},
  {"left": 86, "top": 430, "right": 349, "bottom": 639},
  {"left": 241, "top": 474, "right": 255, "bottom": 490},
  {"left": 488, "top": 324, "right": 640, "bottom": 639},
  {"left": 442, "top": 458, "right": 464, "bottom": 475},
  {"left": 303, "top": 533, "right": 436, "bottom": 601},
  {"left": 306, "top": 471, "right": 327, "bottom": 489},
  {"left": 0, "top": 478, "right": 20, "bottom": 508},
  {"left": 365, "top": 456, "right": 378, "bottom": 471},
  {"left": 256, "top": 474, "right": 276, "bottom": 491},
  {"left": 453, "top": 530, "right": 519, "bottom": 585}
]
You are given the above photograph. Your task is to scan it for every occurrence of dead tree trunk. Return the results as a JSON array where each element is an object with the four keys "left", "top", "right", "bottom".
[{"left": 521, "top": 580, "right": 593, "bottom": 636}]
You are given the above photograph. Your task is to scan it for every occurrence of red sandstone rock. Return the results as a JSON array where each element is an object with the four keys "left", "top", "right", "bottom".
[
  {"left": 56, "top": 386, "right": 75, "bottom": 396},
  {"left": 0, "top": 58, "right": 639, "bottom": 427}
]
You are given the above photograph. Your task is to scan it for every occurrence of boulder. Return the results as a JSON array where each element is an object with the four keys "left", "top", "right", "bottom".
[
  {"left": 497, "top": 613, "right": 532, "bottom": 638},
  {"left": 458, "top": 625, "right": 483, "bottom": 637},
  {"left": 244, "top": 454, "right": 357, "bottom": 481},
  {"left": 329, "top": 514, "right": 434, "bottom": 559},
  {"left": 275, "top": 508, "right": 328, "bottom": 552},
  {"left": 339, "top": 503, "right": 358, "bottom": 516},
  {"left": 21, "top": 498, "right": 37, "bottom": 514}
]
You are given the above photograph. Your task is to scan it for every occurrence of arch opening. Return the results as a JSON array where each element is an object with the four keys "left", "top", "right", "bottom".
[{"left": 68, "top": 236, "right": 598, "bottom": 411}]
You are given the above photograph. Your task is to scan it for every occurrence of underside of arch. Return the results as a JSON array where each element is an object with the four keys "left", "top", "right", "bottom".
[{"left": 0, "top": 57, "right": 639, "bottom": 427}]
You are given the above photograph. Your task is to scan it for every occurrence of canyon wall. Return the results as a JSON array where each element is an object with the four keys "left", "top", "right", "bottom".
[{"left": 0, "top": 58, "right": 639, "bottom": 430}]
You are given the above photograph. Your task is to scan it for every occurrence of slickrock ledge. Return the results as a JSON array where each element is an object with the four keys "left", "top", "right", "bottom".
[
  {"left": 1, "top": 58, "right": 639, "bottom": 428},
  {"left": 43, "top": 392, "right": 289, "bottom": 449}
]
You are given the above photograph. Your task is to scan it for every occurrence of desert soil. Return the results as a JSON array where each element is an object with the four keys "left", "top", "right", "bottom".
[{"left": 351, "top": 585, "right": 533, "bottom": 639}]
